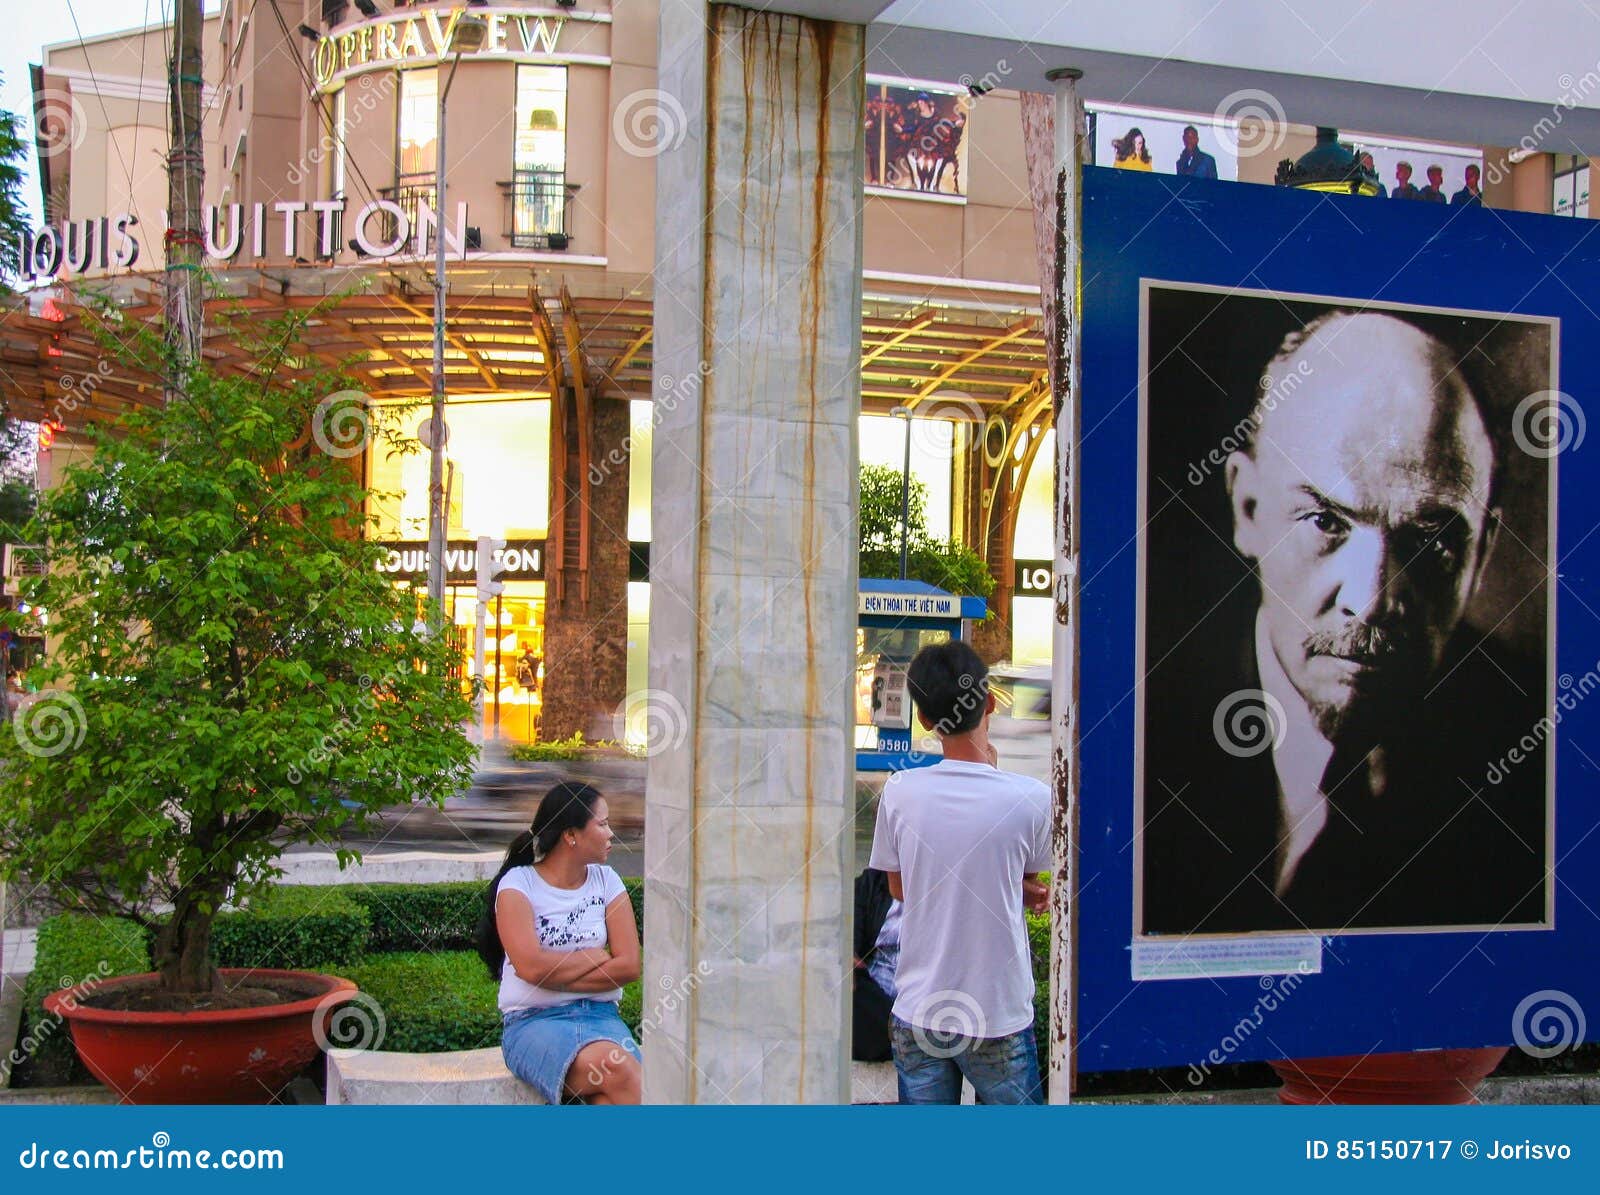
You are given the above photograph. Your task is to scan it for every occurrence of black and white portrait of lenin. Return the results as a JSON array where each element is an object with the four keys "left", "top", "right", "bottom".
[{"left": 1138, "top": 284, "right": 1554, "bottom": 937}]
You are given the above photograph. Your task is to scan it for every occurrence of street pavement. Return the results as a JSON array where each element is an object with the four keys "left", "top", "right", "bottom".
[{"left": 298, "top": 726, "right": 1053, "bottom": 880}]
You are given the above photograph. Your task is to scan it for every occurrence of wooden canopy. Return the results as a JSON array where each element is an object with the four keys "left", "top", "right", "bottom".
[{"left": 0, "top": 262, "right": 1048, "bottom": 432}]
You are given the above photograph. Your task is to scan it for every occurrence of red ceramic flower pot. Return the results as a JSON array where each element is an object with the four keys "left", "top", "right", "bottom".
[
  {"left": 44, "top": 969, "right": 357, "bottom": 1105},
  {"left": 1270, "top": 1047, "right": 1509, "bottom": 1105}
]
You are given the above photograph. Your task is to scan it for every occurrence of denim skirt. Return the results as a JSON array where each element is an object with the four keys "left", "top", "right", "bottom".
[{"left": 500, "top": 998, "right": 641, "bottom": 1104}]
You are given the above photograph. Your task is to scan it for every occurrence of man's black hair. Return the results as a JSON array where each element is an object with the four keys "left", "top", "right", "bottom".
[{"left": 906, "top": 640, "right": 989, "bottom": 736}]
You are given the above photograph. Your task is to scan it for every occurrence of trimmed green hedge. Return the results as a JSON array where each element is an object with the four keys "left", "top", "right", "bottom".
[
  {"left": 18, "top": 914, "right": 149, "bottom": 1085},
  {"left": 207, "top": 886, "right": 371, "bottom": 970},
  {"left": 342, "top": 952, "right": 502, "bottom": 1054},
  {"left": 618, "top": 979, "right": 643, "bottom": 1038},
  {"left": 624, "top": 876, "right": 644, "bottom": 945},
  {"left": 328, "top": 882, "right": 484, "bottom": 953},
  {"left": 300, "top": 874, "right": 645, "bottom": 956}
]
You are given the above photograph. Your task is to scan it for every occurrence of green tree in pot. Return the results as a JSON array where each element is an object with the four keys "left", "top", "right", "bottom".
[{"left": 0, "top": 301, "right": 476, "bottom": 1101}]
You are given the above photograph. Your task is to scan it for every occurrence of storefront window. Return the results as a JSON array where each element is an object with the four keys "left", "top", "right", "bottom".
[
  {"left": 628, "top": 400, "right": 651, "bottom": 542},
  {"left": 1010, "top": 429, "right": 1054, "bottom": 666},
  {"left": 1554, "top": 154, "right": 1590, "bottom": 217},
  {"left": 451, "top": 585, "right": 547, "bottom": 743},
  {"left": 367, "top": 398, "right": 551, "bottom": 742},
  {"left": 859, "top": 413, "right": 954, "bottom": 540},
  {"left": 622, "top": 581, "right": 651, "bottom": 750},
  {"left": 397, "top": 68, "right": 437, "bottom": 175},
  {"left": 512, "top": 65, "right": 568, "bottom": 245},
  {"left": 367, "top": 398, "right": 551, "bottom": 540}
]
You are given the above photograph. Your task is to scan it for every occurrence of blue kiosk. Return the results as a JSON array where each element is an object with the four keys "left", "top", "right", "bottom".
[{"left": 856, "top": 578, "right": 987, "bottom": 772}]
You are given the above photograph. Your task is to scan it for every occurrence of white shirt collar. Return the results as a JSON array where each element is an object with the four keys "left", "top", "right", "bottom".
[{"left": 1254, "top": 611, "right": 1334, "bottom": 894}]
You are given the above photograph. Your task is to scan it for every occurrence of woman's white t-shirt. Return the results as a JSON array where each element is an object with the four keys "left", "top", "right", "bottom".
[{"left": 496, "top": 864, "right": 628, "bottom": 1013}]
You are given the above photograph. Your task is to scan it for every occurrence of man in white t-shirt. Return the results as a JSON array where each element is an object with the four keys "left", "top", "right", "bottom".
[{"left": 868, "top": 640, "right": 1051, "bottom": 1104}]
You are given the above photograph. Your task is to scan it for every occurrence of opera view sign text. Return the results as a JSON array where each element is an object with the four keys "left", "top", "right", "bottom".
[{"left": 313, "top": 5, "right": 598, "bottom": 91}]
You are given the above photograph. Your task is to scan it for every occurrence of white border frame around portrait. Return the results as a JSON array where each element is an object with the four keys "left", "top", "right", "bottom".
[
  {"left": 864, "top": 73, "right": 972, "bottom": 206},
  {"left": 1130, "top": 277, "right": 1560, "bottom": 943}
]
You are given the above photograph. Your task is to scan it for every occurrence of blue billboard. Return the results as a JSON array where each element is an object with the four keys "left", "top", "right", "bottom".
[{"left": 1078, "top": 165, "right": 1599, "bottom": 1071}]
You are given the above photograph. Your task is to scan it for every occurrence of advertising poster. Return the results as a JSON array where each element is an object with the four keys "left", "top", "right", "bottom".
[
  {"left": 1076, "top": 166, "right": 1600, "bottom": 1072},
  {"left": 1090, "top": 103, "right": 1238, "bottom": 182},
  {"left": 870, "top": 659, "right": 912, "bottom": 729},
  {"left": 864, "top": 79, "right": 970, "bottom": 197}
]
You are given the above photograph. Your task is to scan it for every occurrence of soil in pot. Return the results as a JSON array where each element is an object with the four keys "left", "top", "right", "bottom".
[{"left": 81, "top": 974, "right": 327, "bottom": 1014}]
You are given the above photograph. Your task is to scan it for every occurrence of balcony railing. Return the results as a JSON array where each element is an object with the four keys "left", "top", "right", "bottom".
[
  {"left": 498, "top": 169, "right": 578, "bottom": 249},
  {"left": 380, "top": 173, "right": 437, "bottom": 246}
]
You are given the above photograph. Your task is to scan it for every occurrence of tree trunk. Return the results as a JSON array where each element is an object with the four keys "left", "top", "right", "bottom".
[{"left": 155, "top": 889, "right": 221, "bottom": 993}]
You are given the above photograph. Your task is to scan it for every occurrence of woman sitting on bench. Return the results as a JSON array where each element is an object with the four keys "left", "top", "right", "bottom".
[{"left": 477, "top": 782, "right": 643, "bottom": 1104}]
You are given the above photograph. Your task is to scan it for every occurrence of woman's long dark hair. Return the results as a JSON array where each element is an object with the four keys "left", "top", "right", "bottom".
[
  {"left": 1115, "top": 126, "right": 1149, "bottom": 163},
  {"left": 475, "top": 782, "right": 605, "bottom": 980}
]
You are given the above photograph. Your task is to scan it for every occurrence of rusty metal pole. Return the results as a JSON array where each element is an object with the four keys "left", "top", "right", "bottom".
[{"left": 1045, "top": 65, "right": 1085, "bottom": 1106}]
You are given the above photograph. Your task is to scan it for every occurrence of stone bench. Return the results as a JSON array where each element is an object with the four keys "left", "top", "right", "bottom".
[
  {"left": 325, "top": 1047, "right": 546, "bottom": 1105},
  {"left": 324, "top": 1049, "right": 957, "bottom": 1104}
]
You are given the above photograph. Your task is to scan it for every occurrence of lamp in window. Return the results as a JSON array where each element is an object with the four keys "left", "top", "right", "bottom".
[
  {"left": 1274, "top": 127, "right": 1381, "bottom": 196},
  {"left": 529, "top": 109, "right": 560, "bottom": 131}
]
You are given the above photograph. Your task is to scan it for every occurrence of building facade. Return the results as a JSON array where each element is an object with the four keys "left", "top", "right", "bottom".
[{"left": 4, "top": 0, "right": 1583, "bottom": 743}]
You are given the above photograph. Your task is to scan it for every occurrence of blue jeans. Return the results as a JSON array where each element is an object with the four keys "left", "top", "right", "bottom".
[{"left": 890, "top": 1016, "right": 1043, "bottom": 1105}]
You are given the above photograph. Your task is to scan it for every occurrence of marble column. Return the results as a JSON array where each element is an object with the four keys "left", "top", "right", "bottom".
[{"left": 643, "top": 0, "right": 863, "bottom": 1103}]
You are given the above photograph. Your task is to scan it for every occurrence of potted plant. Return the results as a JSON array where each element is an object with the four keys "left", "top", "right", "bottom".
[{"left": 0, "top": 300, "right": 476, "bottom": 1103}]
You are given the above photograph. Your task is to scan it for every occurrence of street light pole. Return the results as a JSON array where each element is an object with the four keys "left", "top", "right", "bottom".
[
  {"left": 426, "top": 16, "right": 487, "bottom": 631},
  {"left": 892, "top": 405, "right": 911, "bottom": 580}
]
